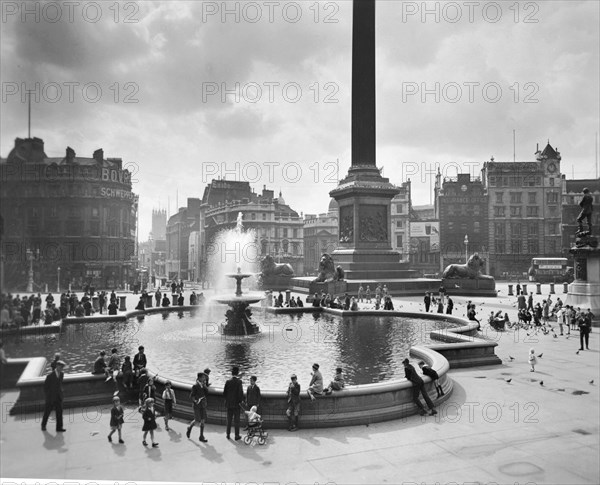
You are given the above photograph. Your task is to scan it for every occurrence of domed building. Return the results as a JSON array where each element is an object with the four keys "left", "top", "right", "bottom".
[{"left": 0, "top": 137, "right": 138, "bottom": 291}]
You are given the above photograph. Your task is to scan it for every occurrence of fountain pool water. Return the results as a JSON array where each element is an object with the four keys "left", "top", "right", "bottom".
[{"left": 4, "top": 307, "right": 458, "bottom": 389}]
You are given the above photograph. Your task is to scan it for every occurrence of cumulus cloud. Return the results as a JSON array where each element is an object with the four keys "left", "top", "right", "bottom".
[{"left": 1, "top": 0, "right": 597, "bottom": 238}]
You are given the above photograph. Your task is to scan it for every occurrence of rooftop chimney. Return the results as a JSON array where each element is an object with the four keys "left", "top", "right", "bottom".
[{"left": 93, "top": 149, "right": 104, "bottom": 162}]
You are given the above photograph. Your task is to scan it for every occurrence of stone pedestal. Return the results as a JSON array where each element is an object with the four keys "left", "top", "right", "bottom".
[
  {"left": 92, "top": 296, "right": 99, "bottom": 312},
  {"left": 118, "top": 295, "right": 127, "bottom": 312},
  {"left": 307, "top": 280, "right": 348, "bottom": 301},
  {"left": 565, "top": 246, "right": 600, "bottom": 320},
  {"left": 442, "top": 278, "right": 497, "bottom": 297}
]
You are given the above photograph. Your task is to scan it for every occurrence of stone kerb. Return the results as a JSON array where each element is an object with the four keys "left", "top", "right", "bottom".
[{"left": 147, "top": 344, "right": 452, "bottom": 429}]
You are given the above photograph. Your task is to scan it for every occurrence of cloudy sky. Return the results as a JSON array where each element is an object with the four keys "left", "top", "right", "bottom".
[{"left": 2, "top": 0, "right": 598, "bottom": 238}]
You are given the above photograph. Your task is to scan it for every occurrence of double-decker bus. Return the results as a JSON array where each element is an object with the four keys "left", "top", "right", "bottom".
[{"left": 528, "top": 257, "right": 570, "bottom": 283}]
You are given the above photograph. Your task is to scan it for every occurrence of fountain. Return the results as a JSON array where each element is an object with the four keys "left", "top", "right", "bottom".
[
  {"left": 213, "top": 267, "right": 261, "bottom": 335},
  {"left": 210, "top": 212, "right": 263, "bottom": 335}
]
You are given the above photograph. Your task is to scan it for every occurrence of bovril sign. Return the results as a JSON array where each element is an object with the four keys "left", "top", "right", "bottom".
[{"left": 101, "top": 167, "right": 131, "bottom": 184}]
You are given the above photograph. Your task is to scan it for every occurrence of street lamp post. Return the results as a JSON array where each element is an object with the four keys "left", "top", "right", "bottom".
[
  {"left": 57, "top": 267, "right": 61, "bottom": 292},
  {"left": 464, "top": 235, "right": 469, "bottom": 263},
  {"left": 26, "top": 248, "right": 34, "bottom": 293}
]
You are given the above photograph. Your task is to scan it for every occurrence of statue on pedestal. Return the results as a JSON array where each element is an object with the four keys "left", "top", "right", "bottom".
[
  {"left": 442, "top": 253, "right": 494, "bottom": 280},
  {"left": 575, "top": 188, "right": 598, "bottom": 248}
]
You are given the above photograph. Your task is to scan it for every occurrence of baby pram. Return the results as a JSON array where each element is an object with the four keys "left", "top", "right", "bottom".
[{"left": 240, "top": 403, "right": 268, "bottom": 445}]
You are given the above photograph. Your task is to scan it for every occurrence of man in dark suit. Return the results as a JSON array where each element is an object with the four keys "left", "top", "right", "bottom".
[
  {"left": 42, "top": 360, "right": 66, "bottom": 432},
  {"left": 223, "top": 366, "right": 243, "bottom": 440}
]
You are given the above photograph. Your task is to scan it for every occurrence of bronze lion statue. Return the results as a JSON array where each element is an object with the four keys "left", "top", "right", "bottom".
[
  {"left": 313, "top": 253, "right": 345, "bottom": 282},
  {"left": 442, "top": 253, "right": 493, "bottom": 280},
  {"left": 259, "top": 254, "right": 294, "bottom": 277}
]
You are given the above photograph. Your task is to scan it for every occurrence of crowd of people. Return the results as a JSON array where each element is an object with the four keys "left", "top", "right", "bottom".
[{"left": 0, "top": 290, "right": 121, "bottom": 328}]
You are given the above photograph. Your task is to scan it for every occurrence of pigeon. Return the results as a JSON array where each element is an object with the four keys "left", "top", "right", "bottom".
[
  {"left": 590, "top": 380, "right": 595, "bottom": 384},
  {"left": 576, "top": 350, "right": 580, "bottom": 354},
  {"left": 540, "top": 381, "right": 544, "bottom": 386},
  {"left": 506, "top": 378, "right": 512, "bottom": 383},
  {"left": 508, "top": 356, "right": 515, "bottom": 361},
  {"left": 553, "top": 333, "right": 558, "bottom": 339},
  {"left": 537, "top": 353, "right": 543, "bottom": 358}
]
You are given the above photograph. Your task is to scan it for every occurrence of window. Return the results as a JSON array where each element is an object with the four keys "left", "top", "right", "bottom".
[
  {"left": 293, "top": 228, "right": 297, "bottom": 238},
  {"left": 495, "top": 192, "right": 503, "bottom": 203},
  {"left": 261, "top": 241, "right": 267, "bottom": 255},
  {"left": 495, "top": 223, "right": 505, "bottom": 236},
  {"left": 494, "top": 206, "right": 505, "bottom": 217},
  {"left": 448, "top": 222, "right": 454, "bottom": 232},
  {"left": 511, "top": 223, "right": 521, "bottom": 236},
  {"left": 48, "top": 206, "right": 58, "bottom": 218},
  {"left": 549, "top": 178, "right": 555, "bottom": 186},
  {"left": 548, "top": 239, "right": 556, "bottom": 253},
  {"left": 447, "top": 205, "right": 455, "bottom": 216},
  {"left": 396, "top": 204, "right": 404, "bottom": 213},
  {"left": 528, "top": 240, "right": 539, "bottom": 253},
  {"left": 510, "top": 192, "right": 522, "bottom": 204},
  {"left": 66, "top": 220, "right": 82, "bottom": 236},
  {"left": 262, "top": 213, "right": 267, "bottom": 221},
  {"left": 474, "top": 222, "right": 480, "bottom": 233},
  {"left": 528, "top": 192, "right": 536, "bottom": 204},
  {"left": 511, "top": 240, "right": 521, "bottom": 254},
  {"left": 495, "top": 239, "right": 506, "bottom": 253},
  {"left": 460, "top": 223, "right": 467, "bottom": 233},
  {"left": 251, "top": 213, "right": 256, "bottom": 220},
  {"left": 528, "top": 222, "right": 538, "bottom": 235},
  {"left": 473, "top": 205, "right": 480, "bottom": 216},
  {"left": 524, "top": 175, "right": 536, "bottom": 187},
  {"left": 549, "top": 222, "right": 559, "bottom": 234},
  {"left": 510, "top": 206, "right": 522, "bottom": 217},
  {"left": 547, "top": 192, "right": 559, "bottom": 204},
  {"left": 282, "top": 240, "right": 289, "bottom": 253},
  {"left": 90, "top": 221, "right": 100, "bottom": 236},
  {"left": 489, "top": 176, "right": 496, "bottom": 186},
  {"left": 396, "top": 220, "right": 403, "bottom": 229},
  {"left": 526, "top": 206, "right": 538, "bottom": 217},
  {"left": 283, "top": 228, "right": 288, "bottom": 238},
  {"left": 396, "top": 235, "right": 403, "bottom": 247}
]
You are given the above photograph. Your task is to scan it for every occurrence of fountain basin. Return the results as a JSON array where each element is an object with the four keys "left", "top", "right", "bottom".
[{"left": 4, "top": 308, "right": 504, "bottom": 427}]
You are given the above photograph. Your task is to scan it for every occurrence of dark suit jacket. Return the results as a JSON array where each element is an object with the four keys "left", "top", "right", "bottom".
[
  {"left": 223, "top": 376, "right": 243, "bottom": 409},
  {"left": 44, "top": 370, "right": 64, "bottom": 402}
]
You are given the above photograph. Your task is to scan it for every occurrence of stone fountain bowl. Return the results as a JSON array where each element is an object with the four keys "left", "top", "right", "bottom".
[{"left": 211, "top": 293, "right": 264, "bottom": 305}]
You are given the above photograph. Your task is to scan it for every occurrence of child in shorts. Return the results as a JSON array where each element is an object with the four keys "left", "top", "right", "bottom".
[
  {"left": 108, "top": 396, "right": 125, "bottom": 444},
  {"left": 162, "top": 380, "right": 176, "bottom": 431}
]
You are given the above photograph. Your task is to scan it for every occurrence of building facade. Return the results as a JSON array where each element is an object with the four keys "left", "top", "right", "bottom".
[
  {"left": 390, "top": 181, "right": 411, "bottom": 261},
  {"left": 0, "top": 137, "right": 138, "bottom": 291},
  {"left": 303, "top": 198, "right": 339, "bottom": 276},
  {"left": 203, "top": 184, "right": 304, "bottom": 278},
  {"left": 438, "top": 173, "right": 488, "bottom": 272},
  {"left": 482, "top": 143, "right": 563, "bottom": 278},
  {"left": 165, "top": 198, "right": 201, "bottom": 281},
  {"left": 409, "top": 205, "right": 440, "bottom": 276}
]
